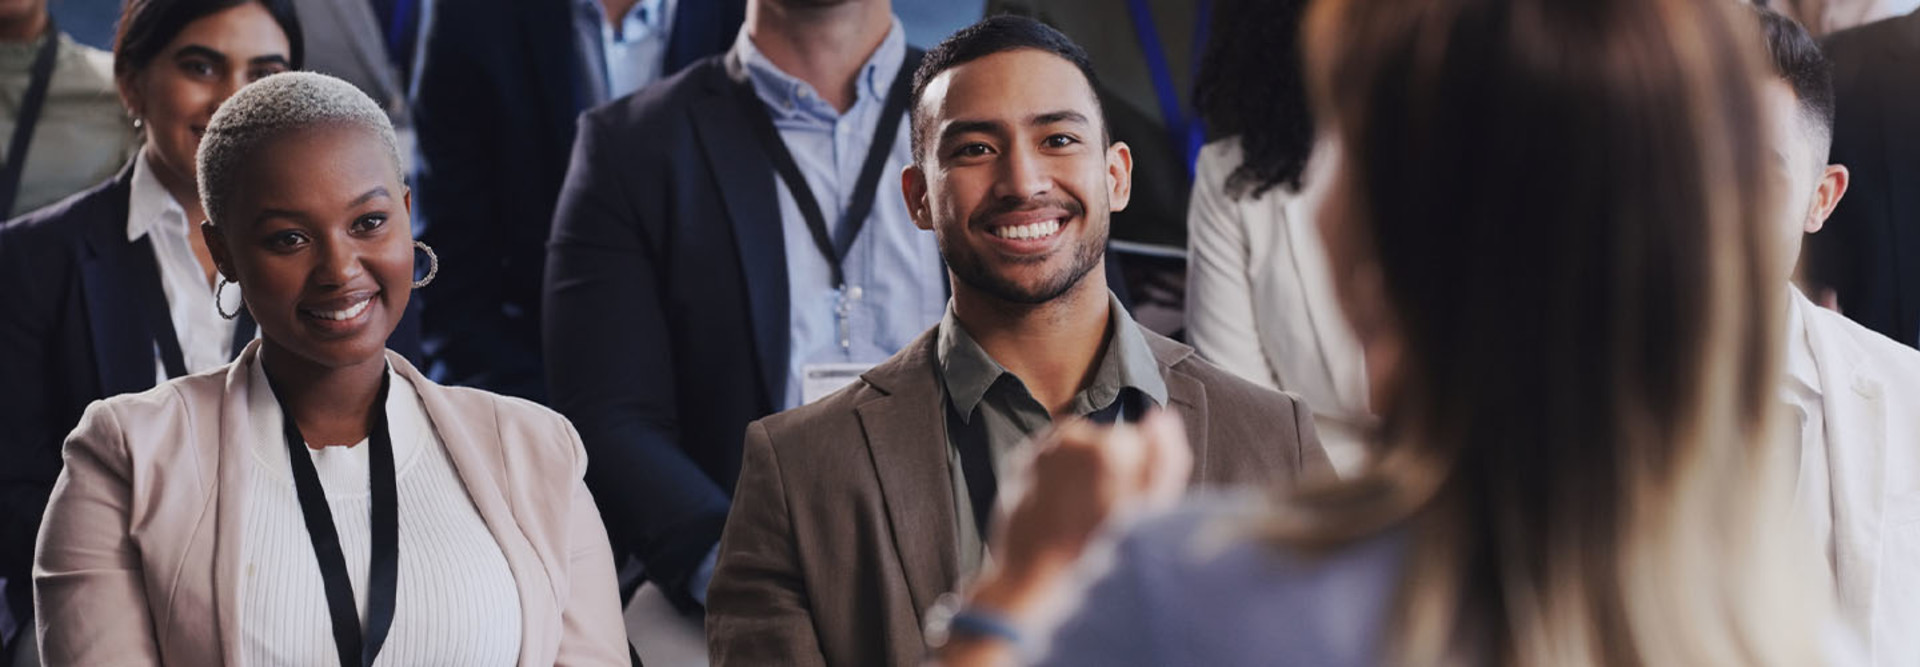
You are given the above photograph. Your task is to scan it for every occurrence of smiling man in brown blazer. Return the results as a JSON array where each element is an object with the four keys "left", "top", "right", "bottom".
[{"left": 704, "top": 16, "right": 1332, "bottom": 667}]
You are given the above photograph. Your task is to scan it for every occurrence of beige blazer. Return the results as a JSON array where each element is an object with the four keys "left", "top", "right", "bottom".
[
  {"left": 1185, "top": 140, "right": 1374, "bottom": 475},
  {"left": 1798, "top": 290, "right": 1920, "bottom": 665},
  {"left": 32, "top": 342, "right": 628, "bottom": 666},
  {"left": 706, "top": 327, "right": 1333, "bottom": 667}
]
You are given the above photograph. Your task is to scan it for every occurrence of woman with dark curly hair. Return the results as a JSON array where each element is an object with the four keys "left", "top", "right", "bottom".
[{"left": 1185, "top": 0, "right": 1372, "bottom": 474}]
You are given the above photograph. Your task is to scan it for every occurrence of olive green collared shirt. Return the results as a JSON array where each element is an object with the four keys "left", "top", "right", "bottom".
[
  {"left": 936, "top": 291, "right": 1169, "bottom": 575},
  {"left": 0, "top": 32, "right": 137, "bottom": 217}
]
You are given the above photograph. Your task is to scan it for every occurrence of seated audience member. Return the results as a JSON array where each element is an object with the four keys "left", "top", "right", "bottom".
[
  {"left": 544, "top": 0, "right": 948, "bottom": 612},
  {"left": 931, "top": 0, "right": 1841, "bottom": 665},
  {"left": 704, "top": 17, "right": 1331, "bottom": 667},
  {"left": 0, "top": 0, "right": 135, "bottom": 219},
  {"left": 1754, "top": 7, "right": 1920, "bottom": 662},
  {"left": 0, "top": 0, "right": 340, "bottom": 656},
  {"left": 32, "top": 72, "right": 627, "bottom": 666},
  {"left": 410, "top": 0, "right": 742, "bottom": 400},
  {"left": 1802, "top": 6, "right": 1920, "bottom": 346},
  {"left": 1185, "top": 0, "right": 1372, "bottom": 474}
]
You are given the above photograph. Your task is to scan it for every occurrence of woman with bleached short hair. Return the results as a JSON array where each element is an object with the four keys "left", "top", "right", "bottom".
[{"left": 32, "top": 72, "right": 628, "bottom": 666}]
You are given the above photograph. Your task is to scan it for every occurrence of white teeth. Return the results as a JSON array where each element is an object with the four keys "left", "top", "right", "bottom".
[
  {"left": 310, "top": 297, "right": 372, "bottom": 321},
  {"left": 992, "top": 219, "right": 1062, "bottom": 240}
]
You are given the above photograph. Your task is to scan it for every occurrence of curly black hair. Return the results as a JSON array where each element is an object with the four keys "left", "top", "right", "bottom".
[{"left": 1193, "top": 0, "right": 1313, "bottom": 200}]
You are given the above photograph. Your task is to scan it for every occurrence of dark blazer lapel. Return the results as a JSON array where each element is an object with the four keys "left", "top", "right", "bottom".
[
  {"left": 854, "top": 330, "right": 959, "bottom": 617},
  {"left": 694, "top": 55, "right": 790, "bottom": 410},
  {"left": 76, "top": 173, "right": 164, "bottom": 396}
]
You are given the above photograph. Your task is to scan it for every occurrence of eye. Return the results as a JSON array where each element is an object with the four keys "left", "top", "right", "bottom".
[
  {"left": 351, "top": 214, "right": 388, "bottom": 233},
  {"left": 1043, "top": 134, "right": 1079, "bottom": 149},
  {"left": 247, "top": 63, "right": 288, "bottom": 82},
  {"left": 180, "top": 59, "right": 215, "bottom": 78},
  {"left": 950, "top": 143, "right": 993, "bottom": 159},
  {"left": 265, "top": 229, "right": 309, "bottom": 250}
]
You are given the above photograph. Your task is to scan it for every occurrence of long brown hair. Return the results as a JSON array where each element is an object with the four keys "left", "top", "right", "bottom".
[{"left": 1282, "top": 0, "right": 1820, "bottom": 663}]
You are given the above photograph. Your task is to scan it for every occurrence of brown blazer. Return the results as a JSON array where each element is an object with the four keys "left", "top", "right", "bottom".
[
  {"left": 706, "top": 327, "right": 1333, "bottom": 666},
  {"left": 32, "top": 342, "right": 629, "bottom": 666}
]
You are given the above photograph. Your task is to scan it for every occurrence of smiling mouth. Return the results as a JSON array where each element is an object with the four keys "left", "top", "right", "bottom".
[
  {"left": 301, "top": 296, "right": 373, "bottom": 321},
  {"left": 990, "top": 219, "right": 1063, "bottom": 240}
]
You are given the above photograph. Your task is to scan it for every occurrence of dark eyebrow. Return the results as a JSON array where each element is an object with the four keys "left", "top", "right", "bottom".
[
  {"left": 172, "top": 45, "right": 228, "bottom": 63},
  {"left": 350, "top": 186, "right": 392, "bottom": 208},
  {"left": 938, "top": 119, "right": 1003, "bottom": 145},
  {"left": 1032, "top": 110, "right": 1090, "bottom": 127},
  {"left": 249, "top": 54, "right": 290, "bottom": 68}
]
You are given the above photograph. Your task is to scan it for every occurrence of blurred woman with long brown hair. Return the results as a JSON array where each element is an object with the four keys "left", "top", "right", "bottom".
[{"left": 928, "top": 0, "right": 1837, "bottom": 663}]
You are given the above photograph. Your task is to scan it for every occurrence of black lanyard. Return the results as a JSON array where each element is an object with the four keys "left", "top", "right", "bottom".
[
  {"left": 948, "top": 385, "right": 1144, "bottom": 538},
  {"left": 1, "top": 20, "right": 60, "bottom": 216},
  {"left": 130, "top": 236, "right": 259, "bottom": 379},
  {"left": 734, "top": 49, "right": 922, "bottom": 289},
  {"left": 267, "top": 370, "right": 400, "bottom": 667}
]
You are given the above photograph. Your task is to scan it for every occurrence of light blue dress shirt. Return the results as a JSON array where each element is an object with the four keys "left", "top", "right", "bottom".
[
  {"left": 732, "top": 20, "right": 949, "bottom": 412},
  {"left": 572, "top": 0, "right": 677, "bottom": 105}
]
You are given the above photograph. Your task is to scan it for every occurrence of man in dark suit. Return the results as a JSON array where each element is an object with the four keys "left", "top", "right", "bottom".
[
  {"left": 703, "top": 18, "right": 1331, "bottom": 666},
  {"left": 409, "top": 0, "right": 742, "bottom": 400},
  {"left": 1804, "top": 8, "right": 1920, "bottom": 346},
  {"left": 545, "top": 0, "right": 967, "bottom": 615}
]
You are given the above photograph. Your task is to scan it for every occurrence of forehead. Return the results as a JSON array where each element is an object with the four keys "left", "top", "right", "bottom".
[
  {"left": 167, "top": 3, "right": 288, "bottom": 54},
  {"left": 231, "top": 124, "right": 398, "bottom": 207},
  {"left": 920, "top": 48, "right": 1100, "bottom": 129}
]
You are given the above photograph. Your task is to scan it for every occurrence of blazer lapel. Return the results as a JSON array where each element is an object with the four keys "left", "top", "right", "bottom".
[
  {"left": 694, "top": 56, "right": 790, "bottom": 411},
  {"left": 855, "top": 331, "right": 959, "bottom": 618},
  {"left": 1146, "top": 334, "right": 1212, "bottom": 480},
  {"left": 1804, "top": 299, "right": 1890, "bottom": 641},
  {"left": 397, "top": 352, "right": 556, "bottom": 665},
  {"left": 76, "top": 175, "right": 164, "bottom": 396},
  {"left": 208, "top": 341, "right": 263, "bottom": 664}
]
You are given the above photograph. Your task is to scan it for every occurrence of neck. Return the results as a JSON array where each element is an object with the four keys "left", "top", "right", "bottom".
[
  {"left": 145, "top": 144, "right": 208, "bottom": 227},
  {"left": 602, "top": 0, "right": 640, "bottom": 23},
  {"left": 0, "top": 7, "right": 48, "bottom": 44},
  {"left": 745, "top": 0, "right": 891, "bottom": 113},
  {"left": 260, "top": 341, "right": 388, "bottom": 449},
  {"left": 951, "top": 272, "right": 1112, "bottom": 417}
]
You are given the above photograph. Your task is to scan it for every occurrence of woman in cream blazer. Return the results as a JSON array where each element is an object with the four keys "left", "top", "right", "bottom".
[{"left": 33, "top": 73, "right": 627, "bottom": 665}]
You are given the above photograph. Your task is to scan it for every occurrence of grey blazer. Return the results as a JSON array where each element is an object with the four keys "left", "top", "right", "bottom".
[{"left": 294, "top": 0, "right": 410, "bottom": 125}]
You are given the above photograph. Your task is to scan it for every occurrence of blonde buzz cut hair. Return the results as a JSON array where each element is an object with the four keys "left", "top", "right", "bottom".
[{"left": 196, "top": 71, "right": 403, "bottom": 228}]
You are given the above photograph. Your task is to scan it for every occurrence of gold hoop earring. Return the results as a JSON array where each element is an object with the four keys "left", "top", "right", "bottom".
[
  {"left": 214, "top": 276, "right": 242, "bottom": 320},
  {"left": 413, "top": 240, "right": 438, "bottom": 289}
]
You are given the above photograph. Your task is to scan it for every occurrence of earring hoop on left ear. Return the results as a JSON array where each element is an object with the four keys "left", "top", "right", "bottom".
[{"left": 413, "top": 240, "right": 438, "bottom": 289}]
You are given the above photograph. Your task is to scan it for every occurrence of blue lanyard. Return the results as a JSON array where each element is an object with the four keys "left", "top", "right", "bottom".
[{"left": 1125, "top": 0, "right": 1212, "bottom": 182}]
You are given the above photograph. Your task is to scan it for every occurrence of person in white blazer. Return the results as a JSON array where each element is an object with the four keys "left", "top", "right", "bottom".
[
  {"left": 1757, "top": 8, "right": 1920, "bottom": 663},
  {"left": 1185, "top": 0, "right": 1371, "bottom": 475}
]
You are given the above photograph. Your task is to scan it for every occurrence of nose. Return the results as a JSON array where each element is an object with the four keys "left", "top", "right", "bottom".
[
  {"left": 311, "top": 235, "right": 366, "bottom": 288},
  {"left": 994, "top": 143, "right": 1052, "bottom": 201}
]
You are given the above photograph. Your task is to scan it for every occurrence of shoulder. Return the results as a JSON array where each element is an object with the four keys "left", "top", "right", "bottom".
[
  {"left": 68, "top": 367, "right": 228, "bottom": 458},
  {"left": 1157, "top": 332, "right": 1303, "bottom": 414},
  {"left": 753, "top": 379, "right": 883, "bottom": 449},
  {"left": 57, "top": 37, "right": 117, "bottom": 90},
  {"left": 1810, "top": 307, "right": 1920, "bottom": 389},
  {"left": 423, "top": 380, "right": 580, "bottom": 442},
  {"left": 2, "top": 176, "right": 124, "bottom": 243},
  {"left": 581, "top": 55, "right": 731, "bottom": 136}
]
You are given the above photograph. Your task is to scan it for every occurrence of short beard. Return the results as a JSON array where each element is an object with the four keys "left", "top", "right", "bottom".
[{"left": 942, "top": 197, "right": 1106, "bottom": 305}]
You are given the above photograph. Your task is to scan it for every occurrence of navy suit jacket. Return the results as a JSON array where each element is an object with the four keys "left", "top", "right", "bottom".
[
  {"left": 1807, "top": 10, "right": 1920, "bottom": 347},
  {"left": 0, "top": 167, "right": 423, "bottom": 626},
  {"left": 410, "top": 0, "right": 743, "bottom": 400}
]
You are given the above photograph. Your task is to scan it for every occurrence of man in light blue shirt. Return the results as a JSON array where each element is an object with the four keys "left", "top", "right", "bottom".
[{"left": 572, "top": 0, "right": 677, "bottom": 103}]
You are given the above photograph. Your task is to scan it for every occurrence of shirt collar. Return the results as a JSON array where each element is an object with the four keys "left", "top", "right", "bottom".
[
  {"left": 937, "top": 291, "right": 1169, "bottom": 421},
  {"left": 1786, "top": 286, "right": 1822, "bottom": 397},
  {"left": 729, "top": 16, "right": 907, "bottom": 119},
  {"left": 126, "top": 151, "right": 189, "bottom": 243},
  {"left": 577, "top": 0, "right": 673, "bottom": 39}
]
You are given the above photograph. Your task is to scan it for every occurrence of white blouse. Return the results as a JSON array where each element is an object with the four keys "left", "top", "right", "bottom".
[
  {"left": 237, "top": 356, "right": 522, "bottom": 666},
  {"left": 1186, "top": 139, "right": 1374, "bottom": 475},
  {"left": 128, "top": 152, "right": 245, "bottom": 384}
]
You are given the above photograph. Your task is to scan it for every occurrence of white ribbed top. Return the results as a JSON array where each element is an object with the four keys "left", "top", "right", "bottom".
[{"left": 237, "top": 358, "right": 522, "bottom": 666}]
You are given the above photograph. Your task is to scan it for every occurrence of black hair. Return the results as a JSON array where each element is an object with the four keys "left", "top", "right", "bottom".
[
  {"left": 1193, "top": 0, "right": 1313, "bottom": 199},
  {"left": 1752, "top": 5, "right": 1834, "bottom": 140},
  {"left": 113, "top": 0, "right": 305, "bottom": 80},
  {"left": 909, "top": 15, "right": 1105, "bottom": 161}
]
